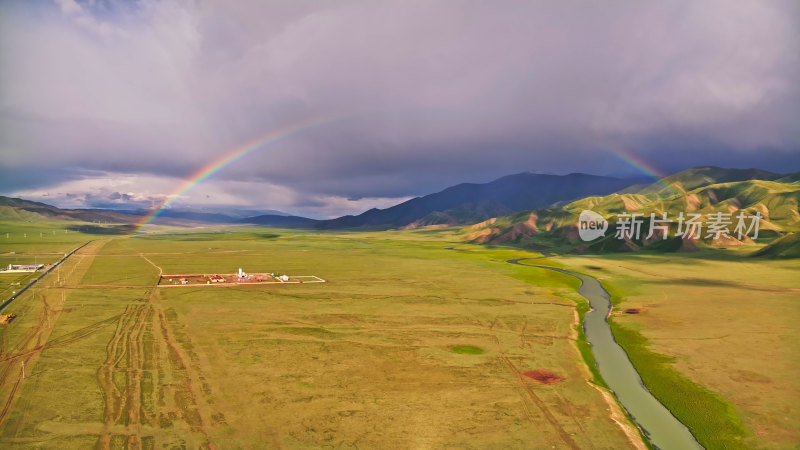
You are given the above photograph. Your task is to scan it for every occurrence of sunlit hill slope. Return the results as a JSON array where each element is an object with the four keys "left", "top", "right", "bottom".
[{"left": 460, "top": 167, "right": 800, "bottom": 255}]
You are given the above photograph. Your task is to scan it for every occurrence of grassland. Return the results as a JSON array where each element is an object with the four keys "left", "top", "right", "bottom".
[
  {"left": 0, "top": 222, "right": 93, "bottom": 301},
  {"left": 554, "top": 249, "right": 800, "bottom": 449},
  {"left": 0, "top": 224, "right": 641, "bottom": 448}
]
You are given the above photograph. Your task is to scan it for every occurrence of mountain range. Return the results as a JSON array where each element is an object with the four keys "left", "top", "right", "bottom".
[
  {"left": 2, "top": 166, "right": 798, "bottom": 256},
  {"left": 246, "top": 172, "right": 647, "bottom": 229},
  {"left": 0, "top": 196, "right": 142, "bottom": 223},
  {"left": 461, "top": 166, "right": 800, "bottom": 256},
  {"left": 0, "top": 197, "right": 288, "bottom": 226}
]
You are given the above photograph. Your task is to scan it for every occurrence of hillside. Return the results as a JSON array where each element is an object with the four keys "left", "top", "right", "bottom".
[
  {"left": 752, "top": 232, "right": 800, "bottom": 258},
  {"left": 0, "top": 196, "right": 295, "bottom": 227},
  {"left": 461, "top": 167, "right": 800, "bottom": 254},
  {"left": 239, "top": 214, "right": 321, "bottom": 228},
  {"left": 637, "top": 166, "right": 782, "bottom": 195},
  {"left": 401, "top": 200, "right": 514, "bottom": 229},
  {"left": 318, "top": 172, "right": 644, "bottom": 229},
  {"left": 0, "top": 196, "right": 140, "bottom": 223}
]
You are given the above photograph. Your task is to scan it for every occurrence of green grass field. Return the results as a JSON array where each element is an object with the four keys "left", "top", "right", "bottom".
[
  {"left": 0, "top": 222, "right": 93, "bottom": 301},
  {"left": 2, "top": 220, "right": 797, "bottom": 448},
  {"left": 0, "top": 223, "right": 642, "bottom": 448}
]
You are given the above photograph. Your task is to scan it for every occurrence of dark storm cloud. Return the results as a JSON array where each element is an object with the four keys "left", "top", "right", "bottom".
[
  {"left": 0, "top": 167, "right": 95, "bottom": 194},
  {"left": 1, "top": 0, "right": 798, "bottom": 212}
]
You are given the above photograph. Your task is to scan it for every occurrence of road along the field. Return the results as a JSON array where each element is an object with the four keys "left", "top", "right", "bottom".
[
  {"left": 0, "top": 241, "right": 93, "bottom": 312},
  {"left": 0, "top": 240, "right": 109, "bottom": 434}
]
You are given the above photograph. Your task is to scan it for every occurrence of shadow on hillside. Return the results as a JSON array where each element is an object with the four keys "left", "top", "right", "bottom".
[
  {"left": 67, "top": 224, "right": 137, "bottom": 235},
  {"left": 644, "top": 277, "right": 788, "bottom": 292}
]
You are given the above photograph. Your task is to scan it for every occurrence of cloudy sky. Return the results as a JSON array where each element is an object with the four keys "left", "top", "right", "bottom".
[{"left": 1, "top": 0, "right": 798, "bottom": 218}]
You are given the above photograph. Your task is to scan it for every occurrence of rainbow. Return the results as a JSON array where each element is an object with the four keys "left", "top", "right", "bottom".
[
  {"left": 133, "top": 115, "right": 339, "bottom": 234},
  {"left": 608, "top": 147, "right": 678, "bottom": 193}
]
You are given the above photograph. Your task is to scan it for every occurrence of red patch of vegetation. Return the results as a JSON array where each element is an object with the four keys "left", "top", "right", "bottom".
[
  {"left": 623, "top": 308, "right": 641, "bottom": 314},
  {"left": 522, "top": 369, "right": 564, "bottom": 384}
]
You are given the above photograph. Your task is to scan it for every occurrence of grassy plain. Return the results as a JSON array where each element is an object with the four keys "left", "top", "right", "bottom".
[
  {"left": 0, "top": 222, "right": 93, "bottom": 301},
  {"left": 554, "top": 249, "right": 800, "bottom": 449},
  {"left": 0, "top": 224, "right": 641, "bottom": 448}
]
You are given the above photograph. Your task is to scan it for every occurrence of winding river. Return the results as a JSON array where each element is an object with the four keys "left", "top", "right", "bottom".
[{"left": 507, "top": 258, "right": 701, "bottom": 450}]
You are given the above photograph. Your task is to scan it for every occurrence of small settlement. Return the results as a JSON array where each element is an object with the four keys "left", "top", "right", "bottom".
[
  {"left": 158, "top": 267, "right": 325, "bottom": 287},
  {"left": 0, "top": 264, "right": 44, "bottom": 273}
]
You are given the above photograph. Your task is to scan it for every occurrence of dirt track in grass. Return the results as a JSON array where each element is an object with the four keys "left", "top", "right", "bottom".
[{"left": 0, "top": 240, "right": 107, "bottom": 432}]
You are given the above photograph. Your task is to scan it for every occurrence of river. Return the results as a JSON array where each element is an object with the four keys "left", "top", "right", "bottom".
[{"left": 507, "top": 258, "right": 702, "bottom": 450}]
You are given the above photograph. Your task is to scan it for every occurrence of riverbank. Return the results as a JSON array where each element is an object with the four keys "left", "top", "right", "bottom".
[
  {"left": 553, "top": 252, "right": 800, "bottom": 448},
  {"left": 508, "top": 258, "right": 701, "bottom": 450}
]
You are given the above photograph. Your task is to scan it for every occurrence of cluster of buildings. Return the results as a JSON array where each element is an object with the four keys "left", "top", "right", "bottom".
[
  {"left": 238, "top": 268, "right": 289, "bottom": 282},
  {"left": 1, "top": 264, "right": 44, "bottom": 273},
  {"left": 159, "top": 267, "right": 301, "bottom": 287}
]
